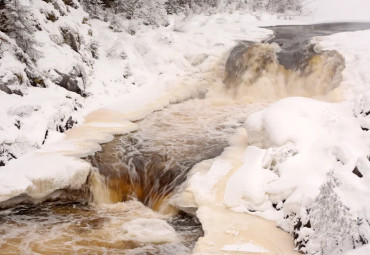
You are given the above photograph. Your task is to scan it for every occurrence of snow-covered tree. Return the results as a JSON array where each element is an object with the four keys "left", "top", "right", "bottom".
[
  {"left": 265, "top": 0, "right": 302, "bottom": 13},
  {"left": 132, "top": 0, "right": 168, "bottom": 26},
  {"left": 0, "top": 0, "right": 41, "bottom": 61},
  {"left": 293, "top": 172, "right": 368, "bottom": 254},
  {"left": 80, "top": 0, "right": 302, "bottom": 29},
  {"left": 164, "top": 0, "right": 190, "bottom": 14},
  {"left": 81, "top": 0, "right": 105, "bottom": 19},
  {"left": 112, "top": 0, "right": 137, "bottom": 17}
]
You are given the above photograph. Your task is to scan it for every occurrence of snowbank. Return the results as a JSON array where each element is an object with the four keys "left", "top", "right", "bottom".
[
  {"left": 1, "top": 0, "right": 370, "bottom": 254},
  {"left": 0, "top": 153, "right": 89, "bottom": 202},
  {"left": 303, "top": 0, "right": 370, "bottom": 23},
  {"left": 220, "top": 29, "right": 370, "bottom": 254},
  {"left": 173, "top": 16, "right": 370, "bottom": 255},
  {"left": 0, "top": 82, "right": 194, "bottom": 204},
  {"left": 1, "top": 5, "right": 277, "bottom": 204},
  {"left": 172, "top": 128, "right": 299, "bottom": 254}
]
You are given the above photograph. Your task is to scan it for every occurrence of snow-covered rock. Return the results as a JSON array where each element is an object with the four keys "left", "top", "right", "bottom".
[
  {"left": 222, "top": 29, "right": 370, "bottom": 254},
  {"left": 1, "top": 0, "right": 370, "bottom": 254}
]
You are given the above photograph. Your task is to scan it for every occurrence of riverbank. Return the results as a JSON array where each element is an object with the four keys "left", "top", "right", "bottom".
[{"left": 1, "top": 2, "right": 370, "bottom": 254}]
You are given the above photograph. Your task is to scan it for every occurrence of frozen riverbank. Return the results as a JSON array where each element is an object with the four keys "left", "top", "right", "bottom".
[{"left": 1, "top": 1, "right": 370, "bottom": 254}]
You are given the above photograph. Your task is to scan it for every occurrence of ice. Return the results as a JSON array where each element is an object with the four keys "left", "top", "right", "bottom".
[
  {"left": 224, "top": 146, "right": 278, "bottom": 212},
  {"left": 0, "top": 153, "right": 90, "bottom": 201},
  {"left": 1, "top": 0, "right": 370, "bottom": 254}
]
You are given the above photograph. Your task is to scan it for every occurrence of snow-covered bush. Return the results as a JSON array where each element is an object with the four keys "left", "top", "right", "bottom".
[
  {"left": 81, "top": 0, "right": 303, "bottom": 31},
  {"left": 0, "top": 0, "right": 41, "bottom": 61},
  {"left": 280, "top": 172, "right": 369, "bottom": 255},
  {"left": 0, "top": 0, "right": 93, "bottom": 165},
  {"left": 0, "top": 32, "right": 45, "bottom": 93},
  {"left": 80, "top": 0, "right": 105, "bottom": 19},
  {"left": 132, "top": 0, "right": 169, "bottom": 27},
  {"left": 0, "top": 0, "right": 302, "bottom": 169}
]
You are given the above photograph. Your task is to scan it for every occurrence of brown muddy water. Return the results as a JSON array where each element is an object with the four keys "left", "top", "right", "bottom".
[
  {"left": 0, "top": 201, "right": 203, "bottom": 255},
  {"left": 0, "top": 99, "right": 258, "bottom": 255},
  {"left": 1, "top": 22, "right": 370, "bottom": 255},
  {"left": 225, "top": 22, "right": 370, "bottom": 95},
  {"left": 87, "top": 100, "right": 256, "bottom": 210}
]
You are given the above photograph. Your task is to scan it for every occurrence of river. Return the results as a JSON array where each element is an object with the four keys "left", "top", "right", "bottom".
[{"left": 1, "top": 22, "right": 370, "bottom": 255}]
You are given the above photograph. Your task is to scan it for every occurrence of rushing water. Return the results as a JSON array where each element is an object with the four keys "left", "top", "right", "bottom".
[
  {"left": 0, "top": 98, "right": 259, "bottom": 254},
  {"left": 225, "top": 22, "right": 370, "bottom": 99},
  {"left": 87, "top": 99, "right": 255, "bottom": 210},
  {"left": 1, "top": 22, "right": 370, "bottom": 255},
  {"left": 0, "top": 201, "right": 202, "bottom": 255}
]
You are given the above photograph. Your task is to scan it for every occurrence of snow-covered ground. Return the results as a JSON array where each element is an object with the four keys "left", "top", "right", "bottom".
[
  {"left": 303, "top": 0, "right": 370, "bottom": 23},
  {"left": 0, "top": 2, "right": 276, "bottom": 202},
  {"left": 1, "top": 0, "right": 370, "bottom": 254}
]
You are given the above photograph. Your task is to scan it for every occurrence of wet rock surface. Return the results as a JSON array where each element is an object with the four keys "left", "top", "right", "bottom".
[
  {"left": 266, "top": 22, "right": 370, "bottom": 69},
  {"left": 225, "top": 22, "right": 370, "bottom": 91}
]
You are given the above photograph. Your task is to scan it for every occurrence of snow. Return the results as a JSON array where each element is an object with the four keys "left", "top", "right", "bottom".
[
  {"left": 218, "top": 27, "right": 370, "bottom": 253},
  {"left": 1, "top": 0, "right": 370, "bottom": 254},
  {"left": 1, "top": 1, "right": 279, "bottom": 202},
  {"left": 0, "top": 153, "right": 90, "bottom": 201},
  {"left": 312, "top": 30, "right": 370, "bottom": 99},
  {"left": 345, "top": 244, "right": 370, "bottom": 255},
  {"left": 172, "top": 129, "right": 299, "bottom": 255},
  {"left": 224, "top": 146, "right": 278, "bottom": 213},
  {"left": 170, "top": 18, "right": 370, "bottom": 253},
  {"left": 230, "top": 97, "right": 369, "bottom": 214},
  {"left": 173, "top": 5, "right": 370, "bottom": 255},
  {"left": 302, "top": 0, "right": 370, "bottom": 23},
  {"left": 187, "top": 159, "right": 232, "bottom": 203}
]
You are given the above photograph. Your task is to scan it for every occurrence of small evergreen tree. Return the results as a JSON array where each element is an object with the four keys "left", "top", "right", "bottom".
[
  {"left": 295, "top": 172, "right": 368, "bottom": 254},
  {"left": 164, "top": 0, "right": 190, "bottom": 14},
  {"left": 133, "top": 0, "right": 168, "bottom": 26},
  {"left": 81, "top": 0, "right": 105, "bottom": 19}
]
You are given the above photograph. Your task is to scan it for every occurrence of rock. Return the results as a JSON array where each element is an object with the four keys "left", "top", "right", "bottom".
[
  {"left": 353, "top": 167, "right": 363, "bottom": 178},
  {"left": 224, "top": 42, "right": 278, "bottom": 88},
  {"left": 62, "top": 0, "right": 78, "bottom": 9},
  {"left": 0, "top": 79, "right": 24, "bottom": 96},
  {"left": 56, "top": 116, "right": 77, "bottom": 132},
  {"left": 0, "top": 82, "right": 12, "bottom": 94},
  {"left": 0, "top": 149, "right": 17, "bottom": 167},
  {"left": 61, "top": 28, "right": 80, "bottom": 52},
  {"left": 46, "top": 11, "right": 58, "bottom": 22},
  {"left": 54, "top": 66, "right": 85, "bottom": 96}
]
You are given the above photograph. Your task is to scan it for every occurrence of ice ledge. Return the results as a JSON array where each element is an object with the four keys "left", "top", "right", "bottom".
[{"left": 0, "top": 83, "right": 195, "bottom": 205}]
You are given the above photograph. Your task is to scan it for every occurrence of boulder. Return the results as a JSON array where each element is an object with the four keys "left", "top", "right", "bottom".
[{"left": 54, "top": 66, "right": 85, "bottom": 96}]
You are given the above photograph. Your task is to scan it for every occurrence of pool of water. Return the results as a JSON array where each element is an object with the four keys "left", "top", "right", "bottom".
[{"left": 0, "top": 98, "right": 261, "bottom": 254}]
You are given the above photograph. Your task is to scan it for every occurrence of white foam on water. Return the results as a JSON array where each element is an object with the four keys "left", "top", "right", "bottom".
[
  {"left": 221, "top": 243, "right": 269, "bottom": 253},
  {"left": 121, "top": 218, "right": 179, "bottom": 244}
]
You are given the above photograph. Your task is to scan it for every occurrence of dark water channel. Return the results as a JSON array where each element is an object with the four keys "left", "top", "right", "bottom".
[{"left": 267, "top": 22, "right": 370, "bottom": 69}]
